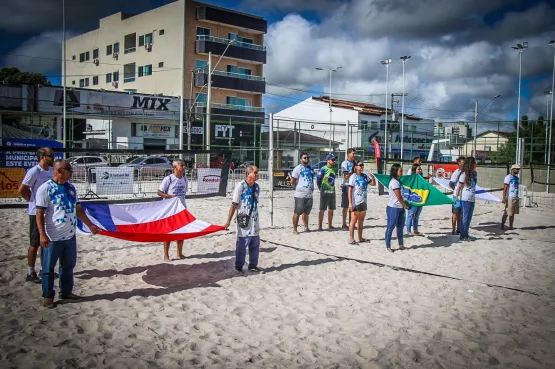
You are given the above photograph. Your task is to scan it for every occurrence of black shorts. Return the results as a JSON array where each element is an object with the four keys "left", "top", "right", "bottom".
[
  {"left": 452, "top": 205, "right": 461, "bottom": 215},
  {"left": 319, "top": 192, "right": 336, "bottom": 211},
  {"left": 29, "top": 215, "right": 40, "bottom": 247},
  {"left": 294, "top": 197, "right": 313, "bottom": 215},
  {"left": 353, "top": 203, "right": 367, "bottom": 212},
  {"left": 341, "top": 186, "right": 350, "bottom": 208}
]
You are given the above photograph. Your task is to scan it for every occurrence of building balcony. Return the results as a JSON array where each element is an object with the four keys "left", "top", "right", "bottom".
[
  {"left": 195, "top": 102, "right": 265, "bottom": 120},
  {"left": 194, "top": 69, "right": 265, "bottom": 94},
  {"left": 196, "top": 6, "right": 267, "bottom": 34},
  {"left": 196, "top": 36, "right": 266, "bottom": 64}
]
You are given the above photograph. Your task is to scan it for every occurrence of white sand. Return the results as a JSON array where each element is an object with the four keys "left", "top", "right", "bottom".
[{"left": 1, "top": 189, "right": 554, "bottom": 369}]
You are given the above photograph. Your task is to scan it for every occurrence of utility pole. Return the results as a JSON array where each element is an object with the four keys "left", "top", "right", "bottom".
[{"left": 391, "top": 93, "right": 407, "bottom": 159}]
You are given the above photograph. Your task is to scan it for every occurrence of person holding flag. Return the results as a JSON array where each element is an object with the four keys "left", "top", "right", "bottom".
[
  {"left": 406, "top": 163, "right": 424, "bottom": 236},
  {"left": 385, "top": 164, "right": 409, "bottom": 252},
  {"left": 347, "top": 160, "right": 376, "bottom": 244},
  {"left": 456, "top": 157, "right": 477, "bottom": 241},
  {"left": 501, "top": 164, "right": 520, "bottom": 230},
  {"left": 449, "top": 157, "right": 465, "bottom": 235}
]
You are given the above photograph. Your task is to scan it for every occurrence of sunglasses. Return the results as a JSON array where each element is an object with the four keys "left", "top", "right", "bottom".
[
  {"left": 44, "top": 153, "right": 55, "bottom": 158},
  {"left": 60, "top": 167, "right": 73, "bottom": 173},
  {"left": 357, "top": 164, "right": 364, "bottom": 167},
  {"left": 302, "top": 156, "right": 309, "bottom": 159}
]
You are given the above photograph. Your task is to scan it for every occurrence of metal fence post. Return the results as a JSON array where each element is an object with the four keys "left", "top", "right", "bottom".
[{"left": 269, "top": 113, "right": 274, "bottom": 227}]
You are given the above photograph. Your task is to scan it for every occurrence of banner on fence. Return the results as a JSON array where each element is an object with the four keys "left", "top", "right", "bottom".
[
  {"left": 197, "top": 168, "right": 221, "bottom": 194},
  {"left": 273, "top": 170, "right": 294, "bottom": 190},
  {"left": 95, "top": 167, "right": 134, "bottom": 195},
  {"left": 1, "top": 138, "right": 63, "bottom": 169},
  {"left": 0, "top": 168, "right": 25, "bottom": 198}
]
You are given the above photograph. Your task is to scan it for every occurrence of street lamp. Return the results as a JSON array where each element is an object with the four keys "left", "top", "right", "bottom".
[
  {"left": 205, "top": 38, "right": 236, "bottom": 151},
  {"left": 381, "top": 58, "right": 392, "bottom": 159},
  {"left": 473, "top": 94, "right": 501, "bottom": 156},
  {"left": 512, "top": 41, "right": 528, "bottom": 166},
  {"left": 400, "top": 55, "right": 411, "bottom": 162},
  {"left": 316, "top": 66, "right": 342, "bottom": 151},
  {"left": 547, "top": 40, "right": 555, "bottom": 193}
]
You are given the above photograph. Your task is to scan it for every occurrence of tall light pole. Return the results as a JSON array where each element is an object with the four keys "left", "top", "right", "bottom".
[
  {"left": 400, "top": 56, "right": 411, "bottom": 162},
  {"left": 204, "top": 39, "right": 235, "bottom": 152},
  {"left": 473, "top": 94, "right": 501, "bottom": 157},
  {"left": 62, "top": 0, "right": 67, "bottom": 151},
  {"left": 512, "top": 42, "right": 528, "bottom": 166},
  {"left": 316, "top": 66, "right": 342, "bottom": 151},
  {"left": 547, "top": 40, "right": 555, "bottom": 193},
  {"left": 178, "top": 0, "right": 186, "bottom": 155},
  {"left": 381, "top": 59, "right": 392, "bottom": 159},
  {"left": 545, "top": 91, "right": 552, "bottom": 164}
]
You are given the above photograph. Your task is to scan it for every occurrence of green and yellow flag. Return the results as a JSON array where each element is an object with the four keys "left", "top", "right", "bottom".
[{"left": 374, "top": 174, "right": 453, "bottom": 207}]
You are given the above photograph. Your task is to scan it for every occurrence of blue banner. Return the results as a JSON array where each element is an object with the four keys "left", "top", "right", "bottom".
[{"left": 2, "top": 138, "right": 63, "bottom": 170}]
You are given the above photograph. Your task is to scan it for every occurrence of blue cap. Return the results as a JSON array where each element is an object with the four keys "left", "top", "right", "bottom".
[{"left": 325, "top": 154, "right": 337, "bottom": 161}]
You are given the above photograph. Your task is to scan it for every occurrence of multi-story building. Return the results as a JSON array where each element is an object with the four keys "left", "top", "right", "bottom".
[
  {"left": 64, "top": 0, "right": 267, "bottom": 150},
  {"left": 444, "top": 122, "right": 472, "bottom": 143}
]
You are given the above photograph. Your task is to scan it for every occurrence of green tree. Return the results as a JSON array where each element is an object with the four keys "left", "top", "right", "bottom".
[{"left": 0, "top": 67, "right": 51, "bottom": 85}]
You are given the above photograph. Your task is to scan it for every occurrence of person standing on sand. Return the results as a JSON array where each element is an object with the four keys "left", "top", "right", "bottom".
[
  {"left": 347, "top": 160, "right": 376, "bottom": 244},
  {"left": 316, "top": 154, "right": 337, "bottom": 231},
  {"left": 341, "top": 148, "right": 356, "bottom": 228},
  {"left": 456, "top": 156, "right": 477, "bottom": 241},
  {"left": 35, "top": 160, "right": 100, "bottom": 308},
  {"left": 501, "top": 164, "right": 520, "bottom": 230},
  {"left": 18, "top": 147, "right": 55, "bottom": 284},
  {"left": 290, "top": 153, "right": 314, "bottom": 234},
  {"left": 224, "top": 166, "right": 262, "bottom": 274},
  {"left": 385, "top": 164, "right": 409, "bottom": 252},
  {"left": 406, "top": 163, "right": 424, "bottom": 236},
  {"left": 449, "top": 157, "right": 465, "bottom": 235},
  {"left": 158, "top": 159, "right": 189, "bottom": 261}
]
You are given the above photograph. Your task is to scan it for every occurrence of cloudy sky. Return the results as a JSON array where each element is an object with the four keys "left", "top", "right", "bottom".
[{"left": 1, "top": 0, "right": 554, "bottom": 127}]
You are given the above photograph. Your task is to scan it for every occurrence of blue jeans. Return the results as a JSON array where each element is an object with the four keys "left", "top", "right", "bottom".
[
  {"left": 41, "top": 237, "right": 77, "bottom": 298},
  {"left": 235, "top": 236, "right": 260, "bottom": 270},
  {"left": 406, "top": 206, "right": 423, "bottom": 233},
  {"left": 460, "top": 201, "right": 475, "bottom": 239},
  {"left": 385, "top": 206, "right": 405, "bottom": 248}
]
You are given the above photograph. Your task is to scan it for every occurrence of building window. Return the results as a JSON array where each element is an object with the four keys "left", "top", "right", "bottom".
[
  {"left": 145, "top": 33, "right": 153, "bottom": 45},
  {"left": 196, "top": 93, "right": 207, "bottom": 103},
  {"left": 84, "top": 78, "right": 89, "bottom": 87},
  {"left": 159, "top": 29, "right": 164, "bottom": 35},
  {"left": 79, "top": 53, "right": 85, "bottom": 62},
  {"left": 93, "top": 48, "right": 99, "bottom": 59},
  {"left": 228, "top": 33, "right": 237, "bottom": 41},
  {"left": 114, "top": 42, "right": 120, "bottom": 53},
  {"left": 79, "top": 79, "right": 85, "bottom": 87},
  {"left": 484, "top": 146, "right": 492, "bottom": 152},
  {"left": 227, "top": 97, "right": 250, "bottom": 106},
  {"left": 72, "top": 80, "right": 75, "bottom": 85},
  {"left": 227, "top": 65, "right": 237, "bottom": 73},
  {"left": 72, "top": 55, "right": 76, "bottom": 60},
  {"left": 145, "top": 64, "right": 152, "bottom": 76},
  {"left": 106, "top": 44, "right": 112, "bottom": 55},
  {"left": 158, "top": 62, "right": 164, "bottom": 68},
  {"left": 196, "top": 27, "right": 210, "bottom": 37},
  {"left": 138, "top": 66, "right": 144, "bottom": 77},
  {"left": 239, "top": 67, "right": 251, "bottom": 75},
  {"left": 106, "top": 73, "right": 112, "bottom": 83},
  {"left": 196, "top": 60, "right": 208, "bottom": 70},
  {"left": 85, "top": 51, "right": 90, "bottom": 61},
  {"left": 139, "top": 35, "right": 145, "bottom": 47},
  {"left": 113, "top": 71, "right": 119, "bottom": 82},
  {"left": 239, "top": 37, "right": 253, "bottom": 44},
  {"left": 93, "top": 76, "right": 99, "bottom": 85}
]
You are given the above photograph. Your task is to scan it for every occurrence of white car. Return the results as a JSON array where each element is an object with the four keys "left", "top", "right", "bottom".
[{"left": 68, "top": 156, "right": 109, "bottom": 168}]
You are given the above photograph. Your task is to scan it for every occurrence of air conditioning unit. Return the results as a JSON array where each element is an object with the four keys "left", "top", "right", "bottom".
[
  {"left": 113, "top": 52, "right": 119, "bottom": 58},
  {"left": 145, "top": 44, "right": 152, "bottom": 51},
  {"left": 93, "top": 58, "right": 99, "bottom": 66},
  {"left": 112, "top": 81, "right": 118, "bottom": 88}
]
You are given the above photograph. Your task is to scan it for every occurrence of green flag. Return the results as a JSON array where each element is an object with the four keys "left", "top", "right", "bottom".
[{"left": 374, "top": 174, "right": 453, "bottom": 207}]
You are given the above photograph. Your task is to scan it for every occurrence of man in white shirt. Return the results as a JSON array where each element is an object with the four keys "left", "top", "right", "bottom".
[
  {"left": 17, "top": 147, "right": 55, "bottom": 284},
  {"left": 290, "top": 153, "right": 314, "bottom": 234},
  {"left": 158, "top": 159, "right": 188, "bottom": 261},
  {"left": 501, "top": 164, "right": 520, "bottom": 230},
  {"left": 35, "top": 160, "right": 99, "bottom": 308},
  {"left": 449, "top": 157, "right": 465, "bottom": 235},
  {"left": 224, "top": 166, "right": 261, "bottom": 274},
  {"left": 340, "top": 148, "right": 356, "bottom": 228}
]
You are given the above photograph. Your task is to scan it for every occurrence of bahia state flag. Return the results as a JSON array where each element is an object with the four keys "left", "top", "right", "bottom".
[
  {"left": 77, "top": 197, "right": 225, "bottom": 242},
  {"left": 374, "top": 173, "right": 453, "bottom": 207}
]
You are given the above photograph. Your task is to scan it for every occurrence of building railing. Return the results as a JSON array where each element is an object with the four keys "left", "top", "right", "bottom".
[
  {"left": 196, "top": 35, "right": 266, "bottom": 52},
  {"left": 194, "top": 67, "right": 265, "bottom": 82},
  {"left": 196, "top": 102, "right": 264, "bottom": 113},
  {"left": 124, "top": 47, "right": 136, "bottom": 54},
  {"left": 123, "top": 77, "right": 136, "bottom": 83}
]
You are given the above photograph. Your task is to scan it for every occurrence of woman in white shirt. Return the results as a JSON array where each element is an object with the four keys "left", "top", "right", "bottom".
[
  {"left": 455, "top": 156, "right": 477, "bottom": 241},
  {"left": 385, "top": 164, "right": 409, "bottom": 252},
  {"left": 347, "top": 160, "right": 376, "bottom": 244}
]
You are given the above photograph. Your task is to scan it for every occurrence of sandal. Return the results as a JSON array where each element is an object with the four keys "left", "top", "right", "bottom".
[
  {"left": 349, "top": 240, "right": 358, "bottom": 245},
  {"left": 359, "top": 238, "right": 368, "bottom": 243}
]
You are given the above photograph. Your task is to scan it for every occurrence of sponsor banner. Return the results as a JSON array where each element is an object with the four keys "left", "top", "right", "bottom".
[
  {"left": 197, "top": 168, "right": 221, "bottom": 194},
  {"left": 136, "top": 124, "right": 175, "bottom": 138},
  {"left": 0, "top": 168, "right": 25, "bottom": 198},
  {"left": 95, "top": 167, "right": 134, "bottom": 195},
  {"left": 1, "top": 138, "right": 63, "bottom": 169},
  {"left": 273, "top": 170, "right": 294, "bottom": 190},
  {"left": 36, "top": 86, "right": 181, "bottom": 119}
]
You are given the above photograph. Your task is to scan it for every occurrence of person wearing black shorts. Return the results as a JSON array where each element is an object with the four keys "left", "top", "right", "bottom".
[
  {"left": 291, "top": 153, "right": 315, "bottom": 234},
  {"left": 341, "top": 149, "right": 356, "bottom": 228}
]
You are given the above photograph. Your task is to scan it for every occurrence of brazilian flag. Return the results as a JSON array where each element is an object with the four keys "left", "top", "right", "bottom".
[{"left": 374, "top": 174, "right": 453, "bottom": 207}]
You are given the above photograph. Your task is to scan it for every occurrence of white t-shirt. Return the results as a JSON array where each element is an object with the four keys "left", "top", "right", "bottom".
[
  {"left": 458, "top": 172, "right": 477, "bottom": 202},
  {"left": 504, "top": 174, "right": 519, "bottom": 199},
  {"left": 341, "top": 160, "right": 355, "bottom": 186},
  {"left": 348, "top": 173, "right": 370, "bottom": 206},
  {"left": 21, "top": 164, "right": 53, "bottom": 215},
  {"left": 291, "top": 164, "right": 314, "bottom": 198},
  {"left": 451, "top": 168, "right": 462, "bottom": 183},
  {"left": 159, "top": 174, "right": 188, "bottom": 207},
  {"left": 35, "top": 180, "right": 79, "bottom": 241},
  {"left": 388, "top": 178, "right": 404, "bottom": 208},
  {"left": 232, "top": 180, "right": 260, "bottom": 238}
]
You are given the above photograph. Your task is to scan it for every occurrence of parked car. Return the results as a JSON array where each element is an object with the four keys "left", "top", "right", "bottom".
[
  {"left": 119, "top": 156, "right": 173, "bottom": 178},
  {"left": 68, "top": 156, "right": 109, "bottom": 168},
  {"left": 311, "top": 160, "right": 339, "bottom": 175}
]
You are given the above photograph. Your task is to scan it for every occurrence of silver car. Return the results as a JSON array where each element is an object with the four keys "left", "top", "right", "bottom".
[
  {"left": 119, "top": 156, "right": 173, "bottom": 178},
  {"left": 69, "top": 156, "right": 109, "bottom": 168}
]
